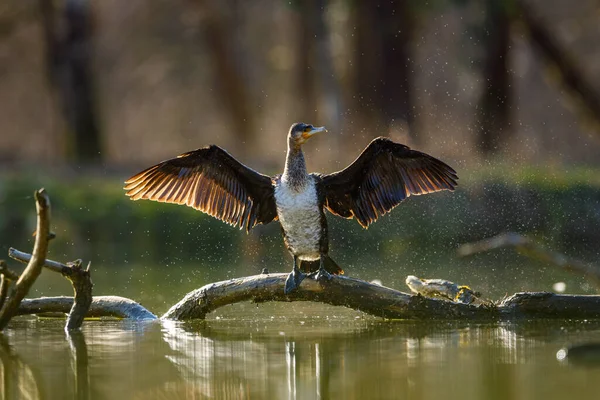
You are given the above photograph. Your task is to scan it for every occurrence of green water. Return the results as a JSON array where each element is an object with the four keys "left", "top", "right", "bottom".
[
  {"left": 2, "top": 314, "right": 599, "bottom": 399},
  {"left": 0, "top": 254, "right": 598, "bottom": 400}
]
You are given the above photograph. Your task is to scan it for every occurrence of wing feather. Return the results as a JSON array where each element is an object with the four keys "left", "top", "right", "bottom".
[
  {"left": 124, "top": 145, "right": 277, "bottom": 231},
  {"left": 320, "top": 137, "right": 458, "bottom": 228}
]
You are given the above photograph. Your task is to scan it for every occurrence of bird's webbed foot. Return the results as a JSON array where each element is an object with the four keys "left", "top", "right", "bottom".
[
  {"left": 284, "top": 266, "right": 306, "bottom": 294},
  {"left": 311, "top": 268, "right": 332, "bottom": 282},
  {"left": 308, "top": 255, "right": 333, "bottom": 282}
]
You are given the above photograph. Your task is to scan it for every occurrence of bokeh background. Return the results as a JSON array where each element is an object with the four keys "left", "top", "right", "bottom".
[{"left": 1, "top": 0, "right": 600, "bottom": 309}]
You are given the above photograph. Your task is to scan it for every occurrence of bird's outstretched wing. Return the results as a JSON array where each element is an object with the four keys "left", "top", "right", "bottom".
[
  {"left": 124, "top": 145, "right": 277, "bottom": 231},
  {"left": 319, "top": 137, "right": 458, "bottom": 228}
]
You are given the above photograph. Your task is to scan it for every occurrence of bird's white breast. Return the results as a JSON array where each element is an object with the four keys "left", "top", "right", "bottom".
[{"left": 274, "top": 177, "right": 322, "bottom": 260}]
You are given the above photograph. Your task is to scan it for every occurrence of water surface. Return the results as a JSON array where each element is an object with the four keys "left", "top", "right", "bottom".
[{"left": 1, "top": 307, "right": 599, "bottom": 400}]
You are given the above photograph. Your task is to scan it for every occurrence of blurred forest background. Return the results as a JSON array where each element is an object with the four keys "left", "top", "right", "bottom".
[{"left": 1, "top": 0, "right": 600, "bottom": 304}]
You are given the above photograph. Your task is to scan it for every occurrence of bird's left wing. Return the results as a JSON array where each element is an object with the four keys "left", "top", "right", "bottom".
[
  {"left": 320, "top": 137, "right": 458, "bottom": 228},
  {"left": 124, "top": 145, "right": 277, "bottom": 231}
]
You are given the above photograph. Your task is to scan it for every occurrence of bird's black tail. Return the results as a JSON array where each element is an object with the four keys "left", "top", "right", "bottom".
[{"left": 301, "top": 256, "right": 344, "bottom": 275}]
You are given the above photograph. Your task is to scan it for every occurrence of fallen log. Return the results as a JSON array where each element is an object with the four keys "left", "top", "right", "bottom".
[
  {"left": 161, "top": 273, "right": 489, "bottom": 320},
  {"left": 160, "top": 273, "right": 600, "bottom": 321},
  {"left": 9, "top": 248, "right": 600, "bottom": 321},
  {"left": 16, "top": 296, "right": 157, "bottom": 320},
  {"left": 4, "top": 192, "right": 600, "bottom": 323}
]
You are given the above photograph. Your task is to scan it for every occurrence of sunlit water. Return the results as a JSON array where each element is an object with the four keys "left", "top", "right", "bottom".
[
  {"left": 2, "top": 308, "right": 599, "bottom": 400},
  {"left": 1, "top": 247, "right": 598, "bottom": 400}
]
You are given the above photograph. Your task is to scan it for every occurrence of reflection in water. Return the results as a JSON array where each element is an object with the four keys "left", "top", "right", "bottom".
[
  {"left": 158, "top": 318, "right": 600, "bottom": 399},
  {"left": 67, "top": 331, "right": 90, "bottom": 400},
  {"left": 0, "top": 317, "right": 599, "bottom": 399},
  {"left": 0, "top": 334, "right": 44, "bottom": 400},
  {"left": 286, "top": 341, "right": 296, "bottom": 400}
]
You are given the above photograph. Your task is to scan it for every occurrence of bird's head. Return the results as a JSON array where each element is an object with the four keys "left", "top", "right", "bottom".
[{"left": 288, "top": 122, "right": 327, "bottom": 148}]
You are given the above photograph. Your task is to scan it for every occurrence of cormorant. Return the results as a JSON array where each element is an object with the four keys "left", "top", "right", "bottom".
[{"left": 124, "top": 123, "right": 458, "bottom": 293}]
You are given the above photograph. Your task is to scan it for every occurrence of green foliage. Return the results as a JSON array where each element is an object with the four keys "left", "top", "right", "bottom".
[{"left": 1, "top": 165, "right": 599, "bottom": 279}]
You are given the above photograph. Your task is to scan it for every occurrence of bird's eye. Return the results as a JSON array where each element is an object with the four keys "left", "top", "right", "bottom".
[{"left": 304, "top": 126, "right": 313, "bottom": 132}]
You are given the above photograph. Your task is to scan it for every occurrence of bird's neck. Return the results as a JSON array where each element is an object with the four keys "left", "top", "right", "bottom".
[{"left": 283, "top": 144, "right": 309, "bottom": 190}]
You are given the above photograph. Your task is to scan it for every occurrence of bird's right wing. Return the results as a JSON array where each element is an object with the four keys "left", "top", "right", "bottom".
[
  {"left": 124, "top": 145, "right": 277, "bottom": 231},
  {"left": 320, "top": 137, "right": 458, "bottom": 228}
]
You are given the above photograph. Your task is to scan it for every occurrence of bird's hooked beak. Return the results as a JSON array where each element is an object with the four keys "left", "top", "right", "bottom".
[{"left": 301, "top": 126, "right": 327, "bottom": 141}]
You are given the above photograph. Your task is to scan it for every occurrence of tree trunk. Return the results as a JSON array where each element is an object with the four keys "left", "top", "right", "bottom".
[
  {"left": 350, "top": 1, "right": 416, "bottom": 140},
  {"left": 39, "top": 0, "right": 102, "bottom": 163},
  {"left": 517, "top": 0, "right": 600, "bottom": 134},
  {"left": 476, "top": 0, "right": 511, "bottom": 154},
  {"left": 379, "top": 0, "right": 416, "bottom": 140},
  {"left": 293, "top": 0, "right": 318, "bottom": 123},
  {"left": 195, "top": 0, "right": 255, "bottom": 155}
]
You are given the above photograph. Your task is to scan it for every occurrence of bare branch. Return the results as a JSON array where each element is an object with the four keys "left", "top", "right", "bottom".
[
  {"left": 0, "top": 261, "right": 19, "bottom": 311},
  {"left": 0, "top": 189, "right": 51, "bottom": 330},
  {"left": 161, "top": 273, "right": 490, "bottom": 321},
  {"left": 10, "top": 249, "right": 93, "bottom": 330},
  {"left": 457, "top": 232, "right": 600, "bottom": 287},
  {"left": 160, "top": 273, "right": 600, "bottom": 321},
  {"left": 0, "top": 260, "right": 19, "bottom": 281},
  {"left": 9, "top": 248, "right": 66, "bottom": 273},
  {"left": 517, "top": 0, "right": 600, "bottom": 133},
  {"left": 17, "top": 296, "right": 157, "bottom": 320},
  {"left": 500, "top": 292, "right": 600, "bottom": 318},
  {"left": 0, "top": 277, "right": 9, "bottom": 311},
  {"left": 9, "top": 249, "right": 156, "bottom": 321},
  {"left": 63, "top": 260, "right": 93, "bottom": 331}
]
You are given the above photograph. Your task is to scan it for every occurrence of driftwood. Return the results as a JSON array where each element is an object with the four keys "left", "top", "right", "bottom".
[
  {"left": 0, "top": 189, "right": 156, "bottom": 329},
  {"left": 10, "top": 249, "right": 93, "bottom": 329},
  {"left": 7, "top": 249, "right": 600, "bottom": 321},
  {"left": 8, "top": 249, "right": 156, "bottom": 321},
  {"left": 16, "top": 296, "right": 156, "bottom": 320},
  {"left": 0, "top": 189, "right": 100, "bottom": 331},
  {"left": 159, "top": 273, "right": 600, "bottom": 320},
  {"left": 6, "top": 250, "right": 600, "bottom": 322},
  {"left": 162, "top": 273, "right": 487, "bottom": 320},
  {"left": 0, "top": 189, "right": 52, "bottom": 330},
  {"left": 0, "top": 261, "right": 19, "bottom": 310},
  {"left": 10, "top": 245, "right": 600, "bottom": 321},
  {"left": 3, "top": 191, "right": 600, "bottom": 325}
]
